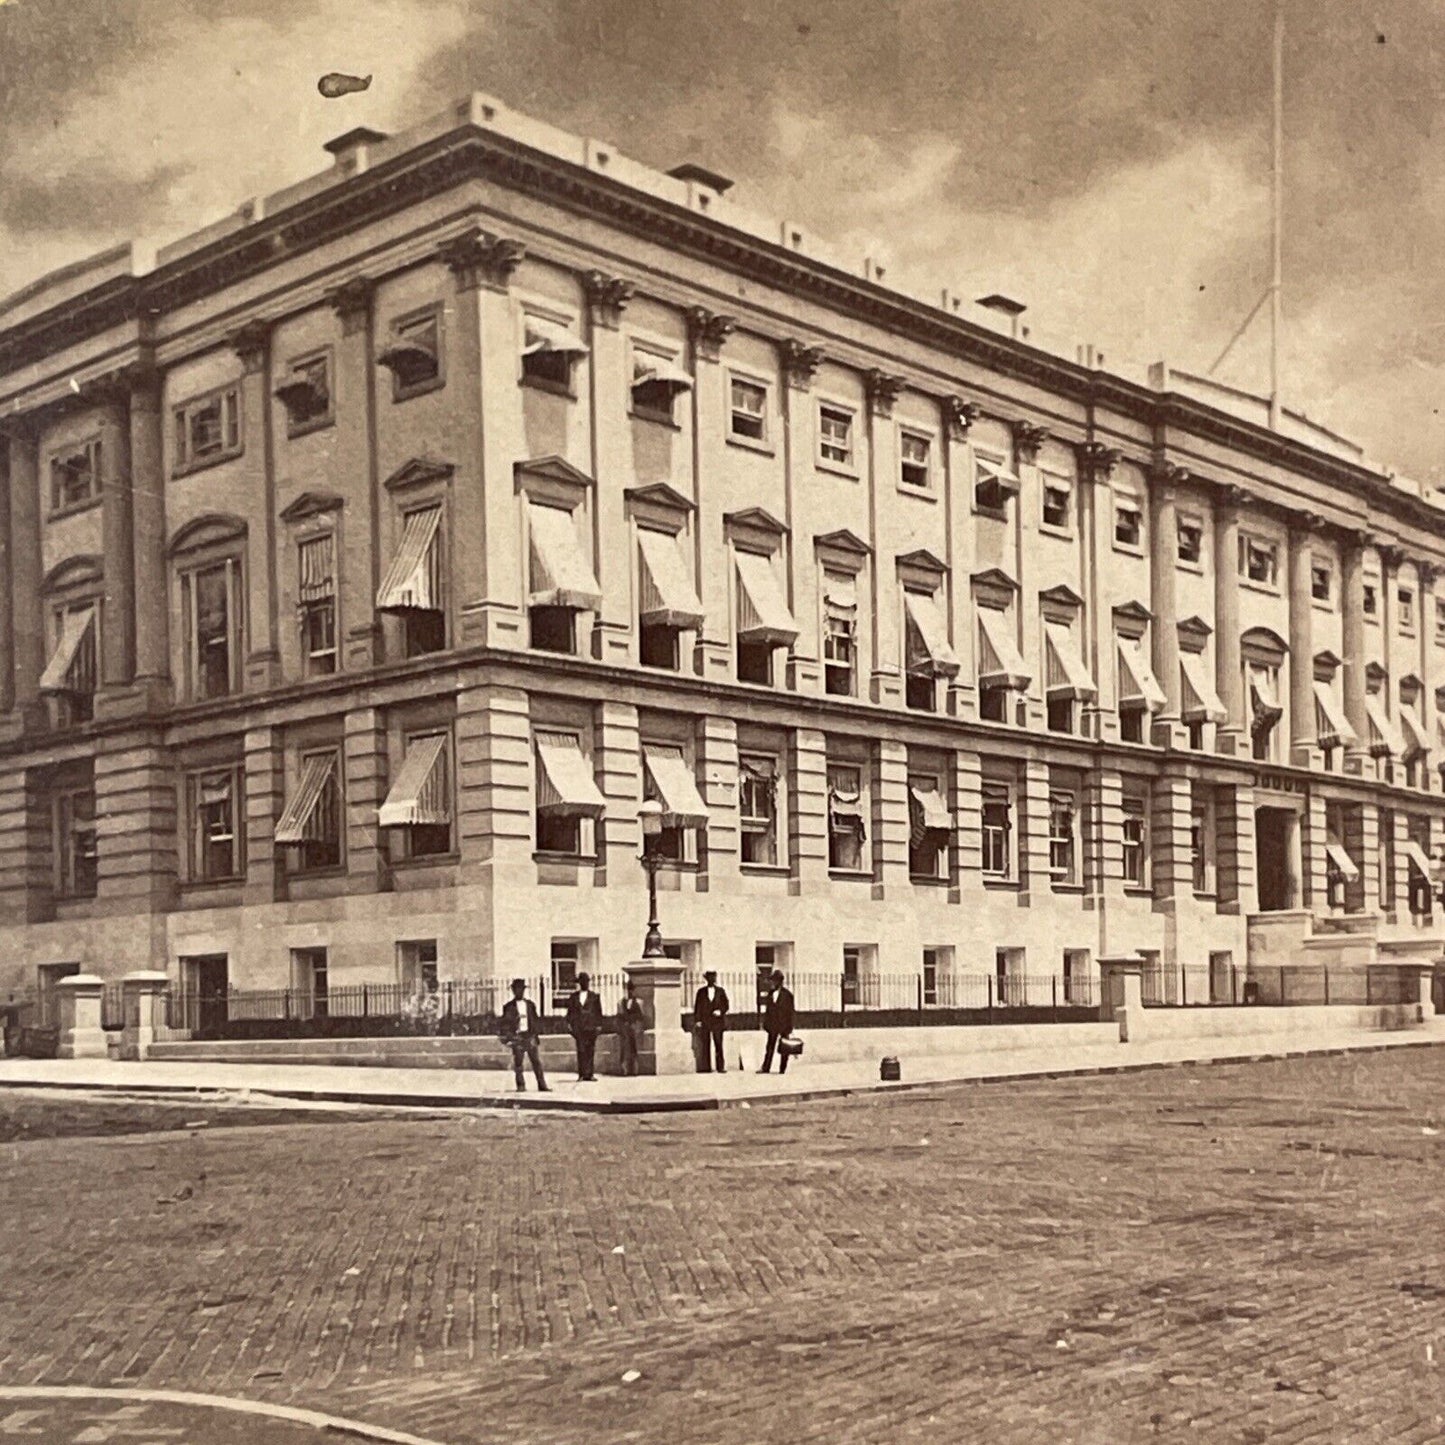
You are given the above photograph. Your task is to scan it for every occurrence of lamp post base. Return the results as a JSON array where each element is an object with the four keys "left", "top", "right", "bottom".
[{"left": 622, "top": 957, "right": 692, "bottom": 1075}]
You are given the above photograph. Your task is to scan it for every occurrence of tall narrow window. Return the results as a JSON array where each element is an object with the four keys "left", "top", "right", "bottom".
[
  {"left": 53, "top": 787, "right": 98, "bottom": 899},
  {"left": 1049, "top": 792, "right": 1077, "bottom": 884},
  {"left": 739, "top": 755, "right": 780, "bottom": 867},
  {"left": 827, "top": 763, "right": 867, "bottom": 872},
  {"left": 298, "top": 534, "right": 337, "bottom": 676},
  {"left": 49, "top": 438, "right": 101, "bottom": 512},
  {"left": 981, "top": 783, "right": 1013, "bottom": 879},
  {"left": 379, "top": 732, "right": 452, "bottom": 859},
  {"left": 818, "top": 405, "right": 853, "bottom": 467},
  {"left": 173, "top": 386, "right": 241, "bottom": 471},
  {"left": 729, "top": 377, "right": 768, "bottom": 442},
  {"left": 376, "top": 505, "right": 445, "bottom": 658},
  {"left": 822, "top": 571, "right": 857, "bottom": 696},
  {"left": 183, "top": 559, "right": 241, "bottom": 700},
  {"left": 188, "top": 768, "right": 241, "bottom": 882},
  {"left": 276, "top": 749, "right": 342, "bottom": 872},
  {"left": 1121, "top": 794, "right": 1148, "bottom": 888}
]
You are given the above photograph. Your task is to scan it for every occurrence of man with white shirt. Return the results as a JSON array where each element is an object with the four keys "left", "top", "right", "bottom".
[
  {"left": 499, "top": 978, "right": 548, "bottom": 1092},
  {"left": 759, "top": 969, "right": 796, "bottom": 1075},
  {"left": 565, "top": 971, "right": 604, "bottom": 1081},
  {"left": 692, "top": 969, "right": 730, "bottom": 1073}
]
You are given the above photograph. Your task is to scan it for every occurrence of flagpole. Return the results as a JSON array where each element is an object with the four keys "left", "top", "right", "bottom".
[{"left": 1269, "top": 5, "right": 1283, "bottom": 429}]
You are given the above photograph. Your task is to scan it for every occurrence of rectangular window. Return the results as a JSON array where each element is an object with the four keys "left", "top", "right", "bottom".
[
  {"left": 277, "top": 352, "right": 332, "bottom": 433},
  {"left": 1435, "top": 597, "right": 1445, "bottom": 645},
  {"left": 49, "top": 438, "right": 101, "bottom": 512},
  {"left": 298, "top": 534, "right": 337, "bottom": 676},
  {"left": 981, "top": 782, "right": 1012, "bottom": 879},
  {"left": 533, "top": 730, "right": 601, "bottom": 860},
  {"left": 900, "top": 431, "right": 932, "bottom": 489},
  {"left": 183, "top": 559, "right": 241, "bottom": 701},
  {"left": 188, "top": 767, "right": 241, "bottom": 882},
  {"left": 550, "top": 940, "right": 580, "bottom": 1003},
  {"left": 174, "top": 386, "right": 242, "bottom": 471},
  {"left": 729, "top": 376, "right": 767, "bottom": 442},
  {"left": 53, "top": 787, "right": 98, "bottom": 900},
  {"left": 1364, "top": 581, "right": 1379, "bottom": 618},
  {"left": 1310, "top": 560, "right": 1332, "bottom": 603},
  {"left": 1121, "top": 795, "right": 1148, "bottom": 888},
  {"left": 828, "top": 763, "right": 866, "bottom": 873},
  {"left": 1239, "top": 534, "right": 1279, "bottom": 588},
  {"left": 739, "top": 754, "right": 780, "bottom": 867},
  {"left": 1177, "top": 516, "right": 1203, "bottom": 564},
  {"left": 384, "top": 310, "right": 442, "bottom": 399},
  {"left": 922, "top": 947, "right": 941, "bottom": 1006},
  {"left": 908, "top": 775, "right": 949, "bottom": 881},
  {"left": 823, "top": 608, "right": 855, "bottom": 696},
  {"left": 292, "top": 947, "right": 329, "bottom": 1018},
  {"left": 974, "top": 458, "right": 1016, "bottom": 514},
  {"left": 1042, "top": 478, "right": 1071, "bottom": 530},
  {"left": 1049, "top": 792, "right": 1077, "bottom": 884},
  {"left": 842, "top": 944, "right": 862, "bottom": 1006},
  {"left": 46, "top": 602, "right": 98, "bottom": 724},
  {"left": 1063, "top": 949, "right": 1090, "bottom": 1005},
  {"left": 1191, "top": 796, "right": 1214, "bottom": 895},
  {"left": 818, "top": 404, "right": 853, "bottom": 467},
  {"left": 1399, "top": 587, "right": 1416, "bottom": 632},
  {"left": 289, "top": 748, "right": 342, "bottom": 872},
  {"left": 1114, "top": 498, "right": 1142, "bottom": 549},
  {"left": 399, "top": 939, "right": 439, "bottom": 994},
  {"left": 400, "top": 732, "right": 452, "bottom": 859}
]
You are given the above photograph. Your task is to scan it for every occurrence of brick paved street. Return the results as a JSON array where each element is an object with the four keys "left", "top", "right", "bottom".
[{"left": 4, "top": 1051, "right": 1445, "bottom": 1443}]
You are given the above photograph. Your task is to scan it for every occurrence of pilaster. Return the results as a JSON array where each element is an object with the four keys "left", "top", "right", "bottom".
[
  {"left": 697, "top": 714, "right": 739, "bottom": 889},
  {"left": 1213, "top": 485, "right": 1245, "bottom": 754},
  {"left": 867, "top": 372, "right": 904, "bottom": 707},
  {"left": 945, "top": 399, "right": 980, "bottom": 718},
  {"left": 231, "top": 319, "right": 279, "bottom": 690},
  {"left": 242, "top": 725, "right": 283, "bottom": 906},
  {"left": 1018, "top": 758, "right": 1052, "bottom": 905},
  {"left": 687, "top": 307, "right": 736, "bottom": 681},
  {"left": 1341, "top": 533, "right": 1369, "bottom": 774},
  {"left": 1151, "top": 774, "right": 1193, "bottom": 902},
  {"left": 1391, "top": 807, "right": 1412, "bottom": 919},
  {"left": 790, "top": 728, "right": 829, "bottom": 894},
  {"left": 1347, "top": 800, "right": 1377, "bottom": 915},
  {"left": 1303, "top": 788, "right": 1328, "bottom": 912},
  {"left": 1076, "top": 442, "right": 1119, "bottom": 740},
  {"left": 1287, "top": 518, "right": 1319, "bottom": 767},
  {"left": 1420, "top": 563, "right": 1438, "bottom": 792},
  {"left": 596, "top": 700, "right": 641, "bottom": 882},
  {"left": 97, "top": 399, "right": 136, "bottom": 690},
  {"left": 7, "top": 427, "right": 42, "bottom": 731},
  {"left": 0, "top": 437, "right": 11, "bottom": 714},
  {"left": 1013, "top": 421, "right": 1048, "bottom": 729},
  {"left": 455, "top": 681, "right": 533, "bottom": 890},
  {"left": 0, "top": 766, "right": 42, "bottom": 925},
  {"left": 1216, "top": 783, "right": 1256, "bottom": 915},
  {"left": 94, "top": 736, "right": 178, "bottom": 915},
  {"left": 872, "top": 737, "right": 909, "bottom": 896},
  {"left": 343, "top": 707, "right": 388, "bottom": 894},
  {"left": 953, "top": 749, "right": 983, "bottom": 895}
]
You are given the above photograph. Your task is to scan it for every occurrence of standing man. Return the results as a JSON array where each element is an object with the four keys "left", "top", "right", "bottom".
[
  {"left": 616, "top": 978, "right": 646, "bottom": 1076},
  {"left": 499, "top": 978, "right": 548, "bottom": 1093},
  {"left": 692, "top": 969, "right": 730, "bottom": 1074},
  {"left": 759, "top": 969, "right": 796, "bottom": 1075},
  {"left": 565, "top": 972, "right": 604, "bottom": 1082}
]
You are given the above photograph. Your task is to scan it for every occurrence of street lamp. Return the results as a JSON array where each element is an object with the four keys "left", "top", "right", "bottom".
[{"left": 638, "top": 799, "right": 665, "bottom": 959}]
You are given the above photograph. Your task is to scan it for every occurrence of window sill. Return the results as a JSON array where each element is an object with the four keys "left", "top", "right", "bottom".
[
  {"left": 1051, "top": 881, "right": 1085, "bottom": 894},
  {"left": 1038, "top": 522, "right": 1073, "bottom": 541},
  {"left": 1310, "top": 599, "right": 1335, "bottom": 616},
  {"left": 1193, "top": 890, "right": 1218, "bottom": 902},
  {"left": 898, "top": 482, "right": 938, "bottom": 503},
  {"left": 629, "top": 408, "right": 682, "bottom": 430},
  {"left": 740, "top": 862, "right": 790, "bottom": 877},
  {"left": 179, "top": 877, "right": 245, "bottom": 893},
  {"left": 828, "top": 868, "right": 874, "bottom": 883},
  {"left": 287, "top": 863, "right": 347, "bottom": 881},
  {"left": 286, "top": 415, "right": 335, "bottom": 441},
  {"left": 972, "top": 504, "right": 1010, "bottom": 523},
  {"left": 520, "top": 376, "right": 577, "bottom": 401},
  {"left": 1124, "top": 885, "right": 1152, "bottom": 898},
  {"left": 815, "top": 458, "right": 860, "bottom": 481},
  {"left": 533, "top": 851, "right": 599, "bottom": 866},
  {"left": 392, "top": 851, "right": 458, "bottom": 870},
  {"left": 1113, "top": 541, "right": 1145, "bottom": 558},
  {"left": 726, "top": 432, "right": 775, "bottom": 457},
  {"left": 47, "top": 495, "right": 103, "bottom": 524},
  {"left": 392, "top": 376, "right": 445, "bottom": 404},
  {"left": 983, "top": 876, "right": 1019, "bottom": 890},
  {"left": 1238, "top": 577, "right": 1282, "bottom": 599},
  {"left": 172, "top": 447, "right": 244, "bottom": 481},
  {"left": 909, "top": 873, "right": 950, "bottom": 888}
]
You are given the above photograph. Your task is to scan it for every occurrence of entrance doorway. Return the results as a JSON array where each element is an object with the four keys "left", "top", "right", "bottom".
[
  {"left": 1255, "top": 807, "right": 1298, "bottom": 912},
  {"left": 182, "top": 954, "right": 229, "bottom": 1038}
]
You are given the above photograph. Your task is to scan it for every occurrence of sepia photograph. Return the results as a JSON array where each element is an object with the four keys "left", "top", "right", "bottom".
[{"left": 0, "top": 1, "right": 1443, "bottom": 1440}]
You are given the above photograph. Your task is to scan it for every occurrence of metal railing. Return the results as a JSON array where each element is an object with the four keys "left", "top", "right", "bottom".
[{"left": 101, "top": 983, "right": 126, "bottom": 1031}]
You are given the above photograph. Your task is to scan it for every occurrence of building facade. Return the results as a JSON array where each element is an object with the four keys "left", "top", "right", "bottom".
[{"left": 1, "top": 95, "right": 1442, "bottom": 1014}]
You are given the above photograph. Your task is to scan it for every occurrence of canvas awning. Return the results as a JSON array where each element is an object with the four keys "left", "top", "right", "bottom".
[
  {"left": 1400, "top": 701, "right": 1431, "bottom": 760},
  {"left": 38, "top": 607, "right": 95, "bottom": 694},
  {"left": 529, "top": 504, "right": 602, "bottom": 611},
  {"left": 735, "top": 551, "right": 798, "bottom": 645},
  {"left": 978, "top": 457, "right": 1021, "bottom": 498},
  {"left": 275, "top": 753, "right": 336, "bottom": 845},
  {"left": 298, "top": 533, "right": 334, "bottom": 603},
  {"left": 909, "top": 786, "right": 951, "bottom": 840},
  {"left": 638, "top": 529, "right": 705, "bottom": 630},
  {"left": 1405, "top": 840, "right": 1435, "bottom": 882},
  {"left": 904, "top": 591, "right": 960, "bottom": 679},
  {"left": 534, "top": 731, "right": 606, "bottom": 819},
  {"left": 1044, "top": 621, "right": 1096, "bottom": 700},
  {"left": 1366, "top": 695, "right": 1406, "bottom": 759},
  {"left": 642, "top": 744, "right": 709, "bottom": 828},
  {"left": 823, "top": 570, "right": 857, "bottom": 611},
  {"left": 1180, "top": 653, "right": 1227, "bottom": 723},
  {"left": 522, "top": 317, "right": 589, "bottom": 358},
  {"left": 376, "top": 506, "right": 442, "bottom": 611},
  {"left": 1313, "top": 681, "right": 1358, "bottom": 749},
  {"left": 828, "top": 785, "right": 866, "bottom": 838},
  {"left": 1248, "top": 669, "right": 1283, "bottom": 737},
  {"left": 1325, "top": 840, "right": 1360, "bottom": 882},
  {"left": 376, "top": 335, "right": 437, "bottom": 386},
  {"left": 632, "top": 357, "right": 694, "bottom": 395},
  {"left": 378, "top": 734, "right": 449, "bottom": 828},
  {"left": 976, "top": 608, "right": 1030, "bottom": 690},
  {"left": 1117, "top": 637, "right": 1166, "bottom": 712}
]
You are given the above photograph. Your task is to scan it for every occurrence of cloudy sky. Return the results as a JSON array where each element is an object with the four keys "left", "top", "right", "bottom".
[{"left": 0, "top": 0, "right": 1441, "bottom": 477}]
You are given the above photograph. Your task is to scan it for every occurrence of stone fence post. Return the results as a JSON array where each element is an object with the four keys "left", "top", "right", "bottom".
[
  {"left": 623, "top": 958, "right": 692, "bottom": 1075},
  {"left": 120, "top": 971, "right": 171, "bottom": 1061},
  {"left": 56, "top": 974, "right": 108, "bottom": 1060},
  {"left": 1098, "top": 955, "right": 1146, "bottom": 1043}
]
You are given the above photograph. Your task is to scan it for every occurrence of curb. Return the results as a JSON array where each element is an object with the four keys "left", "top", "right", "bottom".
[
  {"left": 0, "top": 1033, "right": 1440, "bottom": 1114},
  {"left": 0, "top": 1384, "right": 446, "bottom": 1444}
]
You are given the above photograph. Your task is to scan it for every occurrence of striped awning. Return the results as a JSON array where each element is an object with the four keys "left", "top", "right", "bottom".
[
  {"left": 976, "top": 608, "right": 1030, "bottom": 690},
  {"left": 376, "top": 506, "right": 442, "bottom": 612},
  {"left": 1313, "top": 681, "right": 1358, "bottom": 749},
  {"left": 735, "top": 551, "right": 798, "bottom": 646},
  {"left": 1325, "top": 840, "right": 1360, "bottom": 882},
  {"left": 298, "top": 534, "right": 335, "bottom": 603},
  {"left": 1044, "top": 621, "right": 1096, "bottom": 700},
  {"left": 1117, "top": 637, "right": 1166, "bottom": 712},
  {"left": 633, "top": 357, "right": 694, "bottom": 394},
  {"left": 39, "top": 607, "right": 96, "bottom": 695},
  {"left": 904, "top": 591, "right": 960, "bottom": 679},
  {"left": 275, "top": 753, "right": 336, "bottom": 846},
  {"left": 529, "top": 504, "right": 602, "bottom": 611},
  {"left": 522, "top": 317, "right": 589, "bottom": 358},
  {"left": 1180, "top": 653, "right": 1227, "bottom": 723},
  {"left": 1248, "top": 668, "right": 1283, "bottom": 737},
  {"left": 378, "top": 735, "right": 449, "bottom": 828},
  {"left": 535, "top": 731, "right": 606, "bottom": 819},
  {"left": 978, "top": 457, "right": 1021, "bottom": 498},
  {"left": 1366, "top": 695, "right": 1406, "bottom": 759},
  {"left": 1404, "top": 840, "right": 1435, "bottom": 882},
  {"left": 1400, "top": 701, "right": 1431, "bottom": 760},
  {"left": 823, "top": 571, "right": 857, "bottom": 612},
  {"left": 638, "top": 529, "right": 705, "bottom": 630},
  {"left": 642, "top": 744, "right": 709, "bottom": 828},
  {"left": 909, "top": 786, "right": 951, "bottom": 840},
  {"left": 828, "top": 784, "right": 866, "bottom": 838}
]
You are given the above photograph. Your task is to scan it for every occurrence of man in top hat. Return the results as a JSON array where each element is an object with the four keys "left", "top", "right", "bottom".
[
  {"left": 565, "top": 972, "right": 604, "bottom": 1081},
  {"left": 759, "top": 969, "right": 796, "bottom": 1074},
  {"left": 692, "top": 969, "right": 730, "bottom": 1074},
  {"left": 499, "top": 978, "right": 548, "bottom": 1092}
]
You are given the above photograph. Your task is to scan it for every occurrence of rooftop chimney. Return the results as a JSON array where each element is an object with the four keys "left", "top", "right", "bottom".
[
  {"left": 323, "top": 126, "right": 390, "bottom": 178},
  {"left": 667, "top": 162, "right": 734, "bottom": 195},
  {"left": 976, "top": 293, "right": 1027, "bottom": 340}
]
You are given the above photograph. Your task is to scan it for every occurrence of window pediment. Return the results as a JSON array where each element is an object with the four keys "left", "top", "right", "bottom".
[
  {"left": 41, "top": 554, "right": 103, "bottom": 595},
  {"left": 625, "top": 483, "right": 694, "bottom": 534},
  {"left": 725, "top": 507, "right": 788, "bottom": 555},
  {"left": 1039, "top": 582, "right": 1085, "bottom": 617},
  {"left": 168, "top": 513, "right": 247, "bottom": 558},
  {"left": 814, "top": 528, "right": 871, "bottom": 559},
  {"left": 515, "top": 455, "right": 594, "bottom": 509},
  {"left": 896, "top": 547, "right": 947, "bottom": 578},
  {"left": 1365, "top": 660, "right": 1389, "bottom": 690},
  {"left": 384, "top": 456, "right": 455, "bottom": 495},
  {"left": 280, "top": 490, "right": 345, "bottom": 524},
  {"left": 1113, "top": 600, "right": 1152, "bottom": 640},
  {"left": 1313, "top": 648, "right": 1344, "bottom": 681},
  {"left": 1240, "top": 625, "right": 1289, "bottom": 662},
  {"left": 1176, "top": 614, "right": 1213, "bottom": 654}
]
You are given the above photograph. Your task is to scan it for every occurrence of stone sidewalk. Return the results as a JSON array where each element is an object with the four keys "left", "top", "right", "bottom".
[{"left": 2, "top": 1017, "right": 1442, "bottom": 1111}]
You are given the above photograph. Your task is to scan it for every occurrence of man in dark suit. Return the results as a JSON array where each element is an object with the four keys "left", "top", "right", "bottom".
[
  {"left": 615, "top": 979, "right": 646, "bottom": 1076},
  {"left": 692, "top": 970, "right": 730, "bottom": 1073},
  {"left": 759, "top": 968, "right": 796, "bottom": 1074},
  {"left": 499, "top": 978, "right": 548, "bottom": 1092},
  {"left": 565, "top": 972, "right": 604, "bottom": 1081}
]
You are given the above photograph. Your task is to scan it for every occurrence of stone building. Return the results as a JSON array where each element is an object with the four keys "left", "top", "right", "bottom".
[{"left": 0, "top": 94, "right": 1441, "bottom": 1017}]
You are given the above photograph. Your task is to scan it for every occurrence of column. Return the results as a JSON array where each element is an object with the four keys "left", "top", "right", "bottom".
[
  {"left": 1148, "top": 463, "right": 1184, "bottom": 745},
  {"left": 98, "top": 397, "right": 135, "bottom": 690},
  {"left": 1076, "top": 443, "right": 1119, "bottom": 740},
  {"left": 873, "top": 737, "right": 909, "bottom": 895},
  {"left": 696, "top": 715, "right": 739, "bottom": 891},
  {"left": 790, "top": 728, "right": 829, "bottom": 893},
  {"left": 687, "top": 307, "right": 736, "bottom": 682},
  {"left": 1012, "top": 422, "right": 1048, "bottom": 728},
  {"left": 868, "top": 370, "right": 905, "bottom": 707},
  {"left": 343, "top": 707, "right": 388, "bottom": 895},
  {"left": 1213, "top": 484, "right": 1245, "bottom": 754},
  {"left": 242, "top": 725, "right": 283, "bottom": 906},
  {"left": 1287, "top": 518, "right": 1318, "bottom": 767},
  {"left": 1420, "top": 563, "right": 1438, "bottom": 793},
  {"left": 1216, "top": 782, "right": 1256, "bottom": 915},
  {"left": 585, "top": 271, "right": 634, "bottom": 664},
  {"left": 946, "top": 400, "right": 981, "bottom": 718},
  {"left": 1341, "top": 533, "right": 1369, "bottom": 774},
  {"left": 229, "top": 321, "right": 279, "bottom": 690},
  {"left": 56, "top": 975, "right": 107, "bottom": 1060},
  {"left": 1018, "top": 758, "right": 1051, "bottom": 906},
  {"left": 0, "top": 438, "right": 10, "bottom": 716},
  {"left": 328, "top": 279, "right": 382, "bottom": 671},
  {"left": 1381, "top": 544, "right": 1403, "bottom": 746},
  {"left": 7, "top": 426, "right": 42, "bottom": 729},
  {"left": 596, "top": 701, "right": 641, "bottom": 883},
  {"left": 440, "top": 229, "right": 527, "bottom": 649},
  {"left": 126, "top": 364, "right": 169, "bottom": 701}
]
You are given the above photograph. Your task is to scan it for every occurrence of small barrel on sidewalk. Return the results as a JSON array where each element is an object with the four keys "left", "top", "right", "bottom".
[{"left": 880, "top": 1056, "right": 901, "bottom": 1082}]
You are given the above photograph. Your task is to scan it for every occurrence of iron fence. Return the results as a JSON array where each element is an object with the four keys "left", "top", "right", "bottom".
[{"left": 101, "top": 983, "right": 126, "bottom": 1032}]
